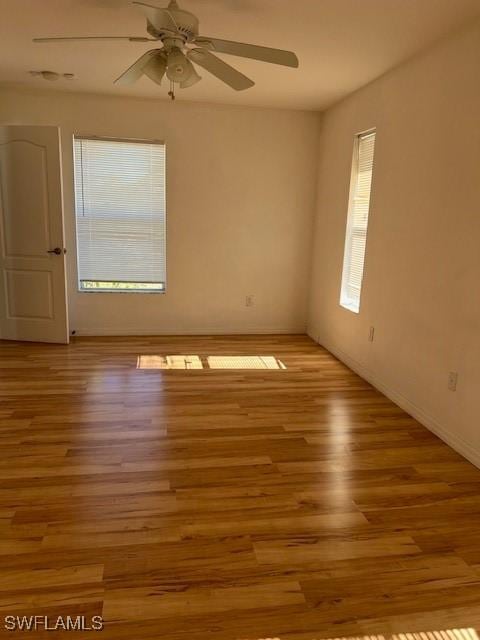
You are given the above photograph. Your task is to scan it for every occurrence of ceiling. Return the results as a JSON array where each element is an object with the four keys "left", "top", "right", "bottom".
[{"left": 0, "top": 0, "right": 479, "bottom": 111}]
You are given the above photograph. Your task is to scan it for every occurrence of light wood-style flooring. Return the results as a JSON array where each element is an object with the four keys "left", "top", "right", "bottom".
[{"left": 1, "top": 335, "right": 480, "bottom": 640}]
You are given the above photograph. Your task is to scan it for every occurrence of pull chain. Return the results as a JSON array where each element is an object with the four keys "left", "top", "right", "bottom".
[{"left": 168, "top": 80, "right": 176, "bottom": 101}]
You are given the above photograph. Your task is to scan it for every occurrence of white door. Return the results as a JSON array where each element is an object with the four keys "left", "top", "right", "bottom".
[{"left": 0, "top": 125, "right": 69, "bottom": 344}]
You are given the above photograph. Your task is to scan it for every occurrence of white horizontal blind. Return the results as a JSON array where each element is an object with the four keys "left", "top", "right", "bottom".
[
  {"left": 340, "top": 131, "right": 376, "bottom": 312},
  {"left": 74, "top": 137, "right": 166, "bottom": 292}
]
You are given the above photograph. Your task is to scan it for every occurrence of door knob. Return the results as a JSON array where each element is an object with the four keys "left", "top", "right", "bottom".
[{"left": 47, "top": 247, "right": 62, "bottom": 255}]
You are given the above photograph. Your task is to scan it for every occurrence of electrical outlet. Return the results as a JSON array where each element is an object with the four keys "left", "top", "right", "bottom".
[
  {"left": 368, "top": 326, "right": 375, "bottom": 342},
  {"left": 448, "top": 371, "right": 458, "bottom": 392},
  {"left": 245, "top": 295, "right": 254, "bottom": 307}
]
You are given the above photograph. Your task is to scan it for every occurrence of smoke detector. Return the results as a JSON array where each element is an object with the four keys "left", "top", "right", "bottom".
[{"left": 29, "top": 70, "right": 75, "bottom": 81}]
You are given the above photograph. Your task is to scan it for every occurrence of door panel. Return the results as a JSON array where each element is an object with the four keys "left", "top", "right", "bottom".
[
  {"left": 0, "top": 126, "right": 69, "bottom": 343},
  {"left": 1, "top": 141, "right": 51, "bottom": 257},
  {"left": 5, "top": 269, "right": 54, "bottom": 319}
]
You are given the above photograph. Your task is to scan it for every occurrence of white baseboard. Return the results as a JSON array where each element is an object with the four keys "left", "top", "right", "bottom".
[
  {"left": 73, "top": 326, "right": 306, "bottom": 337},
  {"left": 309, "top": 332, "right": 480, "bottom": 471}
]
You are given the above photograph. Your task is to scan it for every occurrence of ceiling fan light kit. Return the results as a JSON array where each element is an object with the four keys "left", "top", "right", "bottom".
[{"left": 34, "top": 0, "right": 299, "bottom": 100}]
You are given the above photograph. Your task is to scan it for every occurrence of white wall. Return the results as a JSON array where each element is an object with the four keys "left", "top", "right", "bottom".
[
  {"left": 0, "top": 86, "right": 320, "bottom": 335},
  {"left": 308, "top": 21, "right": 480, "bottom": 466}
]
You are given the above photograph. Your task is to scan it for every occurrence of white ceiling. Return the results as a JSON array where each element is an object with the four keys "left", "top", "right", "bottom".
[{"left": 1, "top": 0, "right": 479, "bottom": 111}]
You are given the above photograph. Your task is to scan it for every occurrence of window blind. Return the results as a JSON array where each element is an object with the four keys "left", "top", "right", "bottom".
[
  {"left": 340, "top": 131, "right": 376, "bottom": 312},
  {"left": 73, "top": 137, "right": 166, "bottom": 292}
]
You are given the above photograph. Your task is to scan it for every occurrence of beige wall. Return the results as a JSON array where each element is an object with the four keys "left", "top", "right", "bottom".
[
  {"left": 308, "top": 21, "right": 480, "bottom": 466},
  {"left": 0, "top": 86, "right": 320, "bottom": 335}
]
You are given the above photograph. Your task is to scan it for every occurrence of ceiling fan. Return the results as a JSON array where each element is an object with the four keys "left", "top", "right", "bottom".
[{"left": 34, "top": 0, "right": 299, "bottom": 98}]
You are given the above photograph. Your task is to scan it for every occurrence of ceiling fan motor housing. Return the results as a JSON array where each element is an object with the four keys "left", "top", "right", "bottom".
[{"left": 147, "top": 7, "right": 199, "bottom": 42}]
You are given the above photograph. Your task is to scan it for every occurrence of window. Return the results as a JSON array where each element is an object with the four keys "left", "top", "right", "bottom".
[
  {"left": 340, "top": 130, "right": 376, "bottom": 313},
  {"left": 73, "top": 137, "right": 166, "bottom": 292}
]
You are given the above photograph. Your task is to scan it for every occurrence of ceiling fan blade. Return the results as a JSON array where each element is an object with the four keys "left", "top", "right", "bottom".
[
  {"left": 194, "top": 36, "right": 299, "bottom": 68},
  {"left": 33, "top": 36, "right": 154, "bottom": 43},
  {"left": 132, "top": 1, "right": 178, "bottom": 33},
  {"left": 114, "top": 49, "right": 158, "bottom": 85},
  {"left": 187, "top": 49, "right": 254, "bottom": 91},
  {"left": 143, "top": 52, "right": 167, "bottom": 85}
]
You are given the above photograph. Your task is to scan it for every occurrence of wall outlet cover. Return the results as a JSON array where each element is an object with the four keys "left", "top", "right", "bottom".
[{"left": 448, "top": 371, "right": 458, "bottom": 392}]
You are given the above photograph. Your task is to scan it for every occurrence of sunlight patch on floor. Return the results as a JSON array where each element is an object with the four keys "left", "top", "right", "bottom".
[
  {"left": 137, "top": 355, "right": 203, "bottom": 369},
  {"left": 207, "top": 356, "right": 286, "bottom": 369},
  {"left": 248, "top": 630, "right": 479, "bottom": 640},
  {"left": 136, "top": 355, "right": 287, "bottom": 370}
]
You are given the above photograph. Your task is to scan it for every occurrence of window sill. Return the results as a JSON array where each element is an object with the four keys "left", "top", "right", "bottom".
[
  {"left": 78, "top": 289, "right": 166, "bottom": 294},
  {"left": 340, "top": 300, "right": 360, "bottom": 314}
]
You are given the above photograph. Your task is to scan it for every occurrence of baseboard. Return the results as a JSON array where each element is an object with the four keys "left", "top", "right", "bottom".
[
  {"left": 309, "top": 331, "right": 480, "bottom": 471},
  {"left": 73, "top": 326, "right": 306, "bottom": 337}
]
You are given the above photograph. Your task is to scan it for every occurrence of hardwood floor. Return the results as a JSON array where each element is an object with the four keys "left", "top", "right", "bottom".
[{"left": 1, "top": 335, "right": 480, "bottom": 639}]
